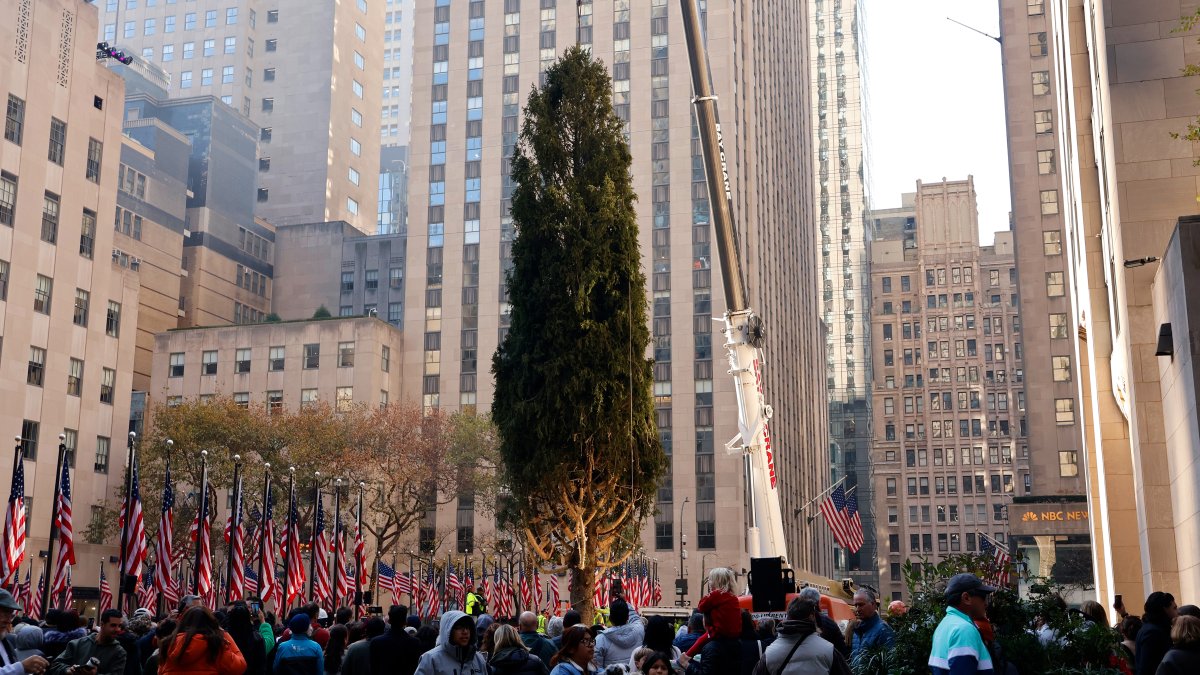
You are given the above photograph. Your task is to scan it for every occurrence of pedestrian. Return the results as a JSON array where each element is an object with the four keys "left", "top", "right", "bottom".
[
  {"left": 46, "top": 609, "right": 127, "bottom": 675},
  {"left": 1118, "top": 615, "right": 1142, "bottom": 664},
  {"left": 546, "top": 618, "right": 564, "bottom": 649},
  {"left": 1136, "top": 592, "right": 1177, "bottom": 675},
  {"left": 156, "top": 607, "right": 247, "bottom": 675},
  {"left": 1081, "top": 601, "right": 1109, "bottom": 627},
  {"left": 367, "top": 605, "right": 419, "bottom": 675},
  {"left": 226, "top": 605, "right": 266, "bottom": 675},
  {"left": 638, "top": 652, "right": 672, "bottom": 675},
  {"left": 635, "top": 616, "right": 679, "bottom": 667},
  {"left": 257, "top": 612, "right": 276, "bottom": 665},
  {"left": 928, "top": 573, "right": 995, "bottom": 675},
  {"left": 413, "top": 611, "right": 488, "bottom": 675},
  {"left": 340, "top": 618, "right": 384, "bottom": 675},
  {"left": 143, "top": 620, "right": 178, "bottom": 675},
  {"left": 592, "top": 601, "right": 642, "bottom": 669},
  {"left": 798, "top": 587, "right": 850, "bottom": 659},
  {"left": 548, "top": 625, "right": 595, "bottom": 675},
  {"left": 0, "top": 588, "right": 49, "bottom": 674},
  {"left": 42, "top": 610, "right": 87, "bottom": 660},
  {"left": 682, "top": 568, "right": 741, "bottom": 662},
  {"left": 552, "top": 612, "right": 582, "bottom": 652},
  {"left": 518, "top": 612, "right": 557, "bottom": 665},
  {"left": 848, "top": 589, "right": 894, "bottom": 666},
  {"left": 465, "top": 585, "right": 485, "bottom": 619},
  {"left": 490, "top": 624, "right": 548, "bottom": 675},
  {"left": 675, "top": 611, "right": 739, "bottom": 675},
  {"left": 758, "top": 597, "right": 851, "bottom": 675},
  {"left": 671, "top": 615, "right": 703, "bottom": 654},
  {"left": 323, "top": 625, "right": 348, "bottom": 675},
  {"left": 1155, "top": 614, "right": 1200, "bottom": 674},
  {"left": 272, "top": 615, "right": 322, "bottom": 675},
  {"left": 754, "top": 618, "right": 776, "bottom": 650},
  {"left": 1178, "top": 606, "right": 1200, "bottom": 619}
]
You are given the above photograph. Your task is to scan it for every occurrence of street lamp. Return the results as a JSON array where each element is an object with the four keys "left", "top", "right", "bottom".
[{"left": 677, "top": 497, "right": 689, "bottom": 606}]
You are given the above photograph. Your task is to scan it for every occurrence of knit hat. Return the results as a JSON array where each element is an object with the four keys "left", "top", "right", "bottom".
[{"left": 288, "top": 614, "right": 311, "bottom": 635}]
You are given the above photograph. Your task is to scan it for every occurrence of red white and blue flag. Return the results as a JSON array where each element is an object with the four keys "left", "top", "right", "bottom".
[
  {"left": 155, "top": 464, "right": 178, "bottom": 609},
  {"left": 311, "top": 497, "right": 332, "bottom": 608},
  {"left": 137, "top": 574, "right": 156, "bottom": 610},
  {"left": 979, "top": 536, "right": 1011, "bottom": 587},
  {"left": 50, "top": 462, "right": 74, "bottom": 596},
  {"left": 1, "top": 453, "right": 26, "bottom": 587},
  {"left": 98, "top": 564, "right": 112, "bottom": 614},
  {"left": 819, "top": 484, "right": 863, "bottom": 553},
  {"left": 119, "top": 459, "right": 149, "bottom": 577}
]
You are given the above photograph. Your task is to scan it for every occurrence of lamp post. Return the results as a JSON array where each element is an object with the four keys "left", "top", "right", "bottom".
[{"left": 677, "top": 497, "right": 689, "bottom": 607}]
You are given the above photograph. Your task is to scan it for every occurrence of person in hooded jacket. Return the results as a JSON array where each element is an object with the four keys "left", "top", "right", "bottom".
[
  {"left": 272, "top": 615, "right": 322, "bottom": 675},
  {"left": 593, "top": 600, "right": 642, "bottom": 669},
  {"left": 548, "top": 626, "right": 596, "bottom": 675},
  {"left": 760, "top": 598, "right": 851, "bottom": 675},
  {"left": 676, "top": 612, "right": 739, "bottom": 675},
  {"left": 1137, "top": 592, "right": 1178, "bottom": 675},
  {"left": 226, "top": 605, "right": 266, "bottom": 675},
  {"left": 489, "top": 625, "right": 548, "bottom": 675},
  {"left": 1157, "top": 615, "right": 1200, "bottom": 675},
  {"left": 41, "top": 611, "right": 87, "bottom": 660},
  {"left": 682, "top": 569, "right": 742, "bottom": 660},
  {"left": 413, "top": 611, "right": 488, "bottom": 675},
  {"left": 157, "top": 607, "right": 248, "bottom": 675},
  {"left": 368, "top": 605, "right": 420, "bottom": 675},
  {"left": 340, "top": 619, "right": 384, "bottom": 675}
]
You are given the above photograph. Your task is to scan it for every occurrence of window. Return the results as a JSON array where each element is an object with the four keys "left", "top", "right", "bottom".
[
  {"left": 106, "top": 301, "right": 121, "bottom": 337},
  {"left": 19, "top": 420, "right": 38, "bottom": 460},
  {"left": 235, "top": 348, "right": 251, "bottom": 373},
  {"left": 67, "top": 358, "right": 83, "bottom": 396},
  {"left": 268, "top": 346, "right": 285, "bottom": 371},
  {"left": 0, "top": 172, "right": 15, "bottom": 226},
  {"left": 354, "top": 51, "right": 365, "bottom": 69},
  {"left": 205, "top": 9, "right": 217, "bottom": 26},
  {"left": 232, "top": 392, "right": 249, "bottom": 409},
  {"left": 267, "top": 390, "right": 284, "bottom": 413},
  {"left": 1055, "top": 398, "right": 1075, "bottom": 425},
  {"left": 1038, "top": 149, "right": 1056, "bottom": 175},
  {"left": 73, "top": 289, "right": 89, "bottom": 326},
  {"left": 351, "top": 108, "right": 362, "bottom": 126},
  {"left": 33, "top": 275, "right": 52, "bottom": 314},
  {"left": 267, "top": 9, "right": 278, "bottom": 22},
  {"left": 1052, "top": 355, "right": 1072, "bottom": 381},
  {"left": 37, "top": 192, "right": 59, "bottom": 244},
  {"left": 78, "top": 208, "right": 96, "bottom": 259},
  {"left": 222, "top": 65, "right": 234, "bottom": 83},
  {"left": 27, "top": 347, "right": 46, "bottom": 386},
  {"left": 303, "top": 344, "right": 320, "bottom": 369},
  {"left": 1028, "top": 0, "right": 1044, "bottom": 15},
  {"left": 336, "top": 386, "right": 354, "bottom": 411},
  {"left": 1040, "top": 189, "right": 1059, "bottom": 215},
  {"left": 4, "top": 95, "right": 24, "bottom": 145},
  {"left": 350, "top": 138, "right": 361, "bottom": 156},
  {"left": 1028, "top": 32, "right": 1047, "bottom": 57},
  {"left": 86, "top": 139, "right": 102, "bottom": 182},
  {"left": 1059, "top": 451, "right": 1078, "bottom": 477},
  {"left": 226, "top": 7, "right": 238, "bottom": 23},
  {"left": 265, "top": 39, "right": 277, "bottom": 52},
  {"left": 347, "top": 197, "right": 359, "bottom": 215},
  {"left": 389, "top": 267, "right": 403, "bottom": 289},
  {"left": 169, "top": 352, "right": 184, "bottom": 377},
  {"left": 1049, "top": 313, "right": 1068, "bottom": 339},
  {"left": 1032, "top": 71, "right": 1050, "bottom": 96},
  {"left": 94, "top": 436, "right": 110, "bottom": 473},
  {"left": 381, "top": 345, "right": 391, "bottom": 372},
  {"left": 1035, "top": 110, "right": 1053, "bottom": 134},
  {"left": 261, "top": 98, "right": 274, "bottom": 113},
  {"left": 47, "top": 118, "right": 67, "bottom": 165},
  {"left": 184, "top": 12, "right": 196, "bottom": 29},
  {"left": 886, "top": 478, "right": 896, "bottom": 496},
  {"left": 201, "top": 68, "right": 213, "bottom": 85},
  {"left": 365, "top": 269, "right": 378, "bottom": 291},
  {"left": 339, "top": 341, "right": 355, "bottom": 367},
  {"left": 352, "top": 80, "right": 364, "bottom": 98},
  {"left": 300, "top": 389, "right": 318, "bottom": 408},
  {"left": 201, "top": 350, "right": 217, "bottom": 375},
  {"left": 355, "top": 22, "right": 366, "bottom": 40},
  {"left": 100, "top": 368, "right": 115, "bottom": 404},
  {"left": 180, "top": 71, "right": 193, "bottom": 89},
  {"left": 1046, "top": 271, "right": 1065, "bottom": 297},
  {"left": 1043, "top": 230, "right": 1062, "bottom": 255}
]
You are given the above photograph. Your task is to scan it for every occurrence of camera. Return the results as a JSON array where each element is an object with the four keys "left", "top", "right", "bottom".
[{"left": 86, "top": 657, "right": 100, "bottom": 669}]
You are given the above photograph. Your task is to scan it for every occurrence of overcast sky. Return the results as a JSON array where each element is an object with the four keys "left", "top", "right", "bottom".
[{"left": 861, "top": 0, "right": 1011, "bottom": 239}]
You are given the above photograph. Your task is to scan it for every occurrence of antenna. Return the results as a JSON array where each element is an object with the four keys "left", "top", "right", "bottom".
[{"left": 946, "top": 17, "right": 1001, "bottom": 44}]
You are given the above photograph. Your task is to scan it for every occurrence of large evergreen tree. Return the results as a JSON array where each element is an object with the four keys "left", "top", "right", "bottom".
[{"left": 492, "top": 46, "right": 665, "bottom": 620}]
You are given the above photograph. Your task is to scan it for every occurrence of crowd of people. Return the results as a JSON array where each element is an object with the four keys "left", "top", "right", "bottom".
[{"left": 1, "top": 567, "right": 1196, "bottom": 675}]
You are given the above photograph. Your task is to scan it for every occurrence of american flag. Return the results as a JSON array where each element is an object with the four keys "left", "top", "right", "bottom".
[
  {"left": 27, "top": 572, "right": 42, "bottom": 620},
  {"left": 50, "top": 462, "right": 74, "bottom": 597},
  {"left": 226, "top": 496, "right": 246, "bottom": 602},
  {"left": 190, "top": 504, "right": 212, "bottom": 600},
  {"left": 258, "top": 489, "right": 280, "bottom": 609},
  {"left": 979, "top": 536, "right": 1011, "bottom": 587},
  {"left": 59, "top": 567, "right": 73, "bottom": 610},
  {"left": 819, "top": 484, "right": 861, "bottom": 553},
  {"left": 282, "top": 492, "right": 305, "bottom": 606},
  {"left": 447, "top": 563, "right": 463, "bottom": 606},
  {"left": 519, "top": 566, "right": 532, "bottom": 611},
  {"left": 1, "top": 453, "right": 26, "bottom": 586},
  {"left": 98, "top": 564, "right": 112, "bottom": 613},
  {"left": 334, "top": 524, "right": 352, "bottom": 605},
  {"left": 377, "top": 561, "right": 400, "bottom": 606},
  {"left": 652, "top": 575, "right": 663, "bottom": 606},
  {"left": 548, "top": 573, "right": 560, "bottom": 612},
  {"left": 495, "top": 566, "right": 511, "bottom": 619},
  {"left": 353, "top": 522, "right": 367, "bottom": 590},
  {"left": 311, "top": 497, "right": 332, "bottom": 608},
  {"left": 394, "top": 567, "right": 413, "bottom": 596},
  {"left": 15, "top": 568, "right": 29, "bottom": 612},
  {"left": 593, "top": 571, "right": 609, "bottom": 609},
  {"left": 844, "top": 493, "right": 865, "bottom": 552},
  {"left": 421, "top": 567, "right": 438, "bottom": 619},
  {"left": 120, "top": 459, "right": 149, "bottom": 577},
  {"left": 244, "top": 566, "right": 259, "bottom": 597},
  {"left": 155, "top": 464, "right": 177, "bottom": 609},
  {"left": 137, "top": 574, "right": 156, "bottom": 610},
  {"left": 481, "top": 574, "right": 493, "bottom": 612},
  {"left": 532, "top": 567, "right": 542, "bottom": 612}
]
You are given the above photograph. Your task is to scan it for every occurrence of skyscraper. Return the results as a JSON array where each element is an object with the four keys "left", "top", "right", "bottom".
[
  {"left": 809, "top": 0, "right": 874, "bottom": 588},
  {"left": 402, "top": 0, "right": 831, "bottom": 585},
  {"left": 869, "top": 180, "right": 1029, "bottom": 601},
  {"left": 380, "top": 0, "right": 415, "bottom": 145},
  {"left": 95, "top": 0, "right": 384, "bottom": 232}
]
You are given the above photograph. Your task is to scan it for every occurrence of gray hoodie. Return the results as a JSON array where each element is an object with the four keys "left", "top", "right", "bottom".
[
  {"left": 414, "top": 611, "right": 489, "bottom": 675},
  {"left": 593, "top": 611, "right": 643, "bottom": 668}
]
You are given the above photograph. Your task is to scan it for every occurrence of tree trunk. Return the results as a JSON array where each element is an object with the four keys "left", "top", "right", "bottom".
[{"left": 570, "top": 564, "right": 596, "bottom": 624}]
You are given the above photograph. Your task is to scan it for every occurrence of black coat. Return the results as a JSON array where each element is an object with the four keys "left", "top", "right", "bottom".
[
  {"left": 816, "top": 614, "right": 850, "bottom": 659},
  {"left": 1156, "top": 644, "right": 1200, "bottom": 675},
  {"left": 230, "top": 628, "right": 267, "bottom": 675},
  {"left": 685, "top": 636, "right": 741, "bottom": 675},
  {"left": 489, "top": 647, "right": 548, "bottom": 675},
  {"left": 368, "top": 628, "right": 421, "bottom": 675},
  {"left": 1136, "top": 621, "right": 1172, "bottom": 675}
]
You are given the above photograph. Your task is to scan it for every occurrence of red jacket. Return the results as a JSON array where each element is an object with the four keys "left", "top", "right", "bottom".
[
  {"left": 158, "top": 632, "right": 248, "bottom": 675},
  {"left": 685, "top": 590, "right": 744, "bottom": 657}
]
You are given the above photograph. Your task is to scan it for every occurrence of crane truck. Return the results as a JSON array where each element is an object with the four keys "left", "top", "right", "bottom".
[{"left": 678, "top": 0, "right": 856, "bottom": 623}]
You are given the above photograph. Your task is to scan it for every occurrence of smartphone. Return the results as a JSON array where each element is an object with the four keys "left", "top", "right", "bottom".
[
  {"left": 1115, "top": 594, "right": 1123, "bottom": 607},
  {"left": 251, "top": 602, "right": 262, "bottom": 613}
]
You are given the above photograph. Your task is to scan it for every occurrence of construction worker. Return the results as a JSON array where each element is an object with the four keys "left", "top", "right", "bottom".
[{"left": 465, "top": 581, "right": 486, "bottom": 617}]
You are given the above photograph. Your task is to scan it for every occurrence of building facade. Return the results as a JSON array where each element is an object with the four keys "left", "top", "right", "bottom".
[
  {"left": 869, "top": 180, "right": 1029, "bottom": 601},
  {"left": 378, "top": 145, "right": 409, "bottom": 235},
  {"left": 401, "top": 0, "right": 831, "bottom": 590},
  {"left": 381, "top": 0, "right": 415, "bottom": 145},
  {"left": 151, "top": 316, "right": 405, "bottom": 412},
  {"left": 809, "top": 0, "right": 874, "bottom": 587},
  {"left": 96, "top": 0, "right": 384, "bottom": 232},
  {"left": 1, "top": 0, "right": 141, "bottom": 591}
]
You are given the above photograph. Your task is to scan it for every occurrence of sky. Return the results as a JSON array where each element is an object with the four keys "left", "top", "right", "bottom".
[{"left": 861, "top": 0, "right": 1012, "bottom": 239}]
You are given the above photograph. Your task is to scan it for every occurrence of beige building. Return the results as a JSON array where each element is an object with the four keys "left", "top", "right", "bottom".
[
  {"left": 97, "top": 0, "right": 385, "bottom": 232},
  {"left": 1, "top": 0, "right": 142, "bottom": 590},
  {"left": 401, "top": 0, "right": 831, "bottom": 592},
  {"left": 151, "top": 316, "right": 405, "bottom": 413},
  {"left": 869, "top": 180, "right": 1030, "bottom": 600}
]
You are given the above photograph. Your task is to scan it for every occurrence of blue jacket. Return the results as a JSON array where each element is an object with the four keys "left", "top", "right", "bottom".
[
  {"left": 851, "top": 614, "right": 895, "bottom": 661},
  {"left": 273, "top": 632, "right": 323, "bottom": 675},
  {"left": 929, "top": 607, "right": 994, "bottom": 675}
]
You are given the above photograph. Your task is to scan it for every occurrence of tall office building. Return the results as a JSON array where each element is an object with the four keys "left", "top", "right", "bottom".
[
  {"left": 869, "top": 180, "right": 1029, "bottom": 601},
  {"left": 381, "top": 0, "right": 415, "bottom": 145},
  {"left": 809, "top": 0, "right": 874, "bottom": 587},
  {"left": 95, "top": 0, "right": 384, "bottom": 232},
  {"left": 1, "top": 0, "right": 140, "bottom": 589},
  {"left": 402, "top": 0, "right": 830, "bottom": 588}
]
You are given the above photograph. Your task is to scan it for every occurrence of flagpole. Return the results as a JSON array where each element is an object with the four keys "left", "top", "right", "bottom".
[
  {"left": 354, "top": 481, "right": 363, "bottom": 618},
  {"left": 333, "top": 478, "right": 342, "bottom": 607},
  {"left": 796, "top": 475, "right": 848, "bottom": 518},
  {"left": 225, "top": 454, "right": 242, "bottom": 605},
  {"left": 156, "top": 439, "right": 172, "bottom": 618},
  {"left": 40, "top": 433, "right": 67, "bottom": 617},
  {"left": 283, "top": 466, "right": 295, "bottom": 610},
  {"left": 257, "top": 463, "right": 271, "bottom": 606},
  {"left": 193, "top": 449, "right": 209, "bottom": 595},
  {"left": 5, "top": 437, "right": 22, "bottom": 595},
  {"left": 308, "top": 472, "right": 320, "bottom": 603},
  {"left": 408, "top": 550, "right": 415, "bottom": 611},
  {"left": 116, "top": 432, "right": 137, "bottom": 615}
]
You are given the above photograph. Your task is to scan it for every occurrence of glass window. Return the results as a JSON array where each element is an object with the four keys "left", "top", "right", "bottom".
[
  {"left": 233, "top": 392, "right": 249, "bottom": 408},
  {"left": 94, "top": 436, "right": 110, "bottom": 473},
  {"left": 235, "top": 348, "right": 251, "bottom": 373},
  {"left": 1059, "top": 451, "right": 1078, "bottom": 476},
  {"left": 1028, "top": 32, "right": 1047, "bottom": 57},
  {"left": 1052, "top": 355, "right": 1072, "bottom": 381},
  {"left": 106, "top": 301, "right": 121, "bottom": 337},
  {"left": 1037, "top": 149, "right": 1056, "bottom": 175},
  {"left": 1055, "top": 398, "right": 1075, "bottom": 425},
  {"left": 205, "top": 9, "right": 217, "bottom": 26},
  {"left": 0, "top": 172, "right": 15, "bottom": 226},
  {"left": 1040, "top": 189, "right": 1059, "bottom": 215},
  {"left": 33, "top": 275, "right": 52, "bottom": 314},
  {"left": 381, "top": 346, "right": 390, "bottom": 372},
  {"left": 1035, "top": 110, "right": 1053, "bottom": 134},
  {"left": 86, "top": 139, "right": 102, "bottom": 182},
  {"left": 365, "top": 269, "right": 378, "bottom": 290},
  {"left": 303, "top": 344, "right": 320, "bottom": 369},
  {"left": 339, "top": 341, "right": 355, "bottom": 367},
  {"left": 73, "top": 288, "right": 89, "bottom": 326},
  {"left": 1049, "top": 313, "right": 1069, "bottom": 339},
  {"left": 336, "top": 386, "right": 354, "bottom": 411},
  {"left": 355, "top": 23, "right": 366, "bottom": 40},
  {"left": 300, "top": 389, "right": 318, "bottom": 408},
  {"left": 27, "top": 347, "right": 46, "bottom": 386},
  {"left": 267, "top": 390, "right": 284, "bottom": 413},
  {"left": 201, "top": 350, "right": 217, "bottom": 375},
  {"left": 226, "top": 7, "right": 238, "bottom": 23},
  {"left": 269, "top": 346, "right": 285, "bottom": 371},
  {"left": 1032, "top": 71, "right": 1050, "bottom": 96},
  {"left": 1043, "top": 230, "right": 1062, "bottom": 255},
  {"left": 224, "top": 37, "right": 236, "bottom": 54},
  {"left": 67, "top": 358, "right": 83, "bottom": 396},
  {"left": 100, "top": 368, "right": 115, "bottom": 404},
  {"left": 48, "top": 118, "right": 66, "bottom": 165},
  {"left": 1046, "top": 271, "right": 1065, "bottom": 297}
]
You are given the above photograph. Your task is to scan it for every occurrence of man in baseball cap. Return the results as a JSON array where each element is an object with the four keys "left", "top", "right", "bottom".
[
  {"left": 928, "top": 574, "right": 996, "bottom": 675},
  {"left": 0, "top": 589, "right": 49, "bottom": 674}
]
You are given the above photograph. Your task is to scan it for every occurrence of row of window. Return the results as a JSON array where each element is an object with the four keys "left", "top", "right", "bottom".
[
  {"left": 341, "top": 268, "right": 404, "bottom": 293},
  {"left": 5, "top": 96, "right": 103, "bottom": 181},
  {"left": 0, "top": 265, "right": 123, "bottom": 331},
  {"left": 19, "top": 420, "right": 111, "bottom": 472},
  {"left": 885, "top": 390, "right": 1024, "bottom": 415},
  {"left": 165, "top": 386, "right": 377, "bottom": 413},
  {"left": 25, "top": 348, "right": 118, "bottom": 403},
  {"left": 168, "top": 342, "right": 391, "bottom": 376},
  {"left": 890, "top": 473, "right": 1017, "bottom": 497}
]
